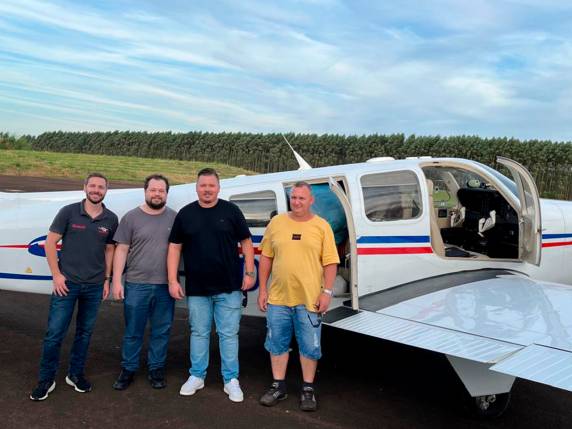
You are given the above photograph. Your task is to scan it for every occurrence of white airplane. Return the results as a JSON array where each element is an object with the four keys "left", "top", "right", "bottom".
[{"left": 2, "top": 154, "right": 572, "bottom": 417}]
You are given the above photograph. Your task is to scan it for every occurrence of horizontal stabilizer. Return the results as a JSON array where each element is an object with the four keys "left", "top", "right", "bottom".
[
  {"left": 325, "top": 309, "right": 521, "bottom": 364},
  {"left": 491, "top": 344, "right": 572, "bottom": 392}
]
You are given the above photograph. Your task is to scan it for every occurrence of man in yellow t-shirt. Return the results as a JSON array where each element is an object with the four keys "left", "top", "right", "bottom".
[{"left": 257, "top": 181, "right": 339, "bottom": 412}]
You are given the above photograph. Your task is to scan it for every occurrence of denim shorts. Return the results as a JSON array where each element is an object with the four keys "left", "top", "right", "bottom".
[{"left": 264, "top": 304, "right": 322, "bottom": 360}]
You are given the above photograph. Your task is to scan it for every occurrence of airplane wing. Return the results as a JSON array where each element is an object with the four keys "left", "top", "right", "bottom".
[{"left": 324, "top": 269, "right": 572, "bottom": 392}]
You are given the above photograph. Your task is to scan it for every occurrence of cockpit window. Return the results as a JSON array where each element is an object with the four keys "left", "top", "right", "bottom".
[
  {"left": 476, "top": 162, "right": 518, "bottom": 197},
  {"left": 360, "top": 171, "right": 422, "bottom": 222},
  {"left": 229, "top": 190, "right": 277, "bottom": 227}
]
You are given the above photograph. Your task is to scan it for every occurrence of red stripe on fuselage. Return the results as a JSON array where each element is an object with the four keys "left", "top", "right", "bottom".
[
  {"left": 357, "top": 247, "right": 433, "bottom": 255},
  {"left": 542, "top": 241, "right": 572, "bottom": 248}
]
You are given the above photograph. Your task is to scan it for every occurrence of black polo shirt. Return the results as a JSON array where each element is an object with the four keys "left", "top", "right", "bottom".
[{"left": 49, "top": 200, "right": 118, "bottom": 285}]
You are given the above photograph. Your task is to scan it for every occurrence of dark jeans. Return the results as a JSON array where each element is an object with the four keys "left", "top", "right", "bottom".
[
  {"left": 121, "top": 282, "right": 175, "bottom": 372},
  {"left": 39, "top": 282, "right": 103, "bottom": 382}
]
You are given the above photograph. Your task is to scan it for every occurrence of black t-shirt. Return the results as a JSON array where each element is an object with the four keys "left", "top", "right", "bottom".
[
  {"left": 169, "top": 199, "right": 251, "bottom": 296},
  {"left": 49, "top": 200, "right": 118, "bottom": 285}
]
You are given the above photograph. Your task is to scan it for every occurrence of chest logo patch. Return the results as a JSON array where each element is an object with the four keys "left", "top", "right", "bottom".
[
  {"left": 72, "top": 223, "right": 86, "bottom": 230},
  {"left": 97, "top": 226, "right": 109, "bottom": 235},
  {"left": 292, "top": 233, "right": 302, "bottom": 241}
]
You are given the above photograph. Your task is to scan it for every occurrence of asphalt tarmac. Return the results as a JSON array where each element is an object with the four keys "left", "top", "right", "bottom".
[{"left": 2, "top": 175, "right": 572, "bottom": 428}]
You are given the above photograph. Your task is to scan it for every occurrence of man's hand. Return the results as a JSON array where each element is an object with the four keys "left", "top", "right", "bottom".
[
  {"left": 314, "top": 292, "right": 332, "bottom": 314},
  {"left": 52, "top": 272, "right": 68, "bottom": 296},
  {"left": 169, "top": 280, "right": 185, "bottom": 300},
  {"left": 112, "top": 280, "right": 124, "bottom": 300},
  {"left": 241, "top": 274, "right": 255, "bottom": 291},
  {"left": 257, "top": 289, "right": 268, "bottom": 312},
  {"left": 102, "top": 279, "right": 110, "bottom": 300}
]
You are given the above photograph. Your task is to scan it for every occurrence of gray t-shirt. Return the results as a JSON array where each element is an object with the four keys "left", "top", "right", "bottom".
[{"left": 114, "top": 206, "right": 177, "bottom": 284}]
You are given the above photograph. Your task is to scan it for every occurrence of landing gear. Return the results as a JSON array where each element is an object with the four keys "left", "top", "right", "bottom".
[
  {"left": 471, "top": 392, "right": 511, "bottom": 418},
  {"left": 446, "top": 355, "right": 515, "bottom": 418}
]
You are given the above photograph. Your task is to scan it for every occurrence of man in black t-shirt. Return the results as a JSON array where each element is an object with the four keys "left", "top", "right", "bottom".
[
  {"left": 30, "top": 173, "right": 118, "bottom": 401},
  {"left": 168, "top": 168, "right": 255, "bottom": 403}
]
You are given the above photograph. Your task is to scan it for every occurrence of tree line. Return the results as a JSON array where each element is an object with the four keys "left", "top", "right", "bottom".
[{"left": 6, "top": 131, "right": 572, "bottom": 199}]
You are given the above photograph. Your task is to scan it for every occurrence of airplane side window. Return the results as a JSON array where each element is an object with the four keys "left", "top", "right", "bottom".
[
  {"left": 229, "top": 190, "right": 278, "bottom": 227},
  {"left": 361, "top": 171, "right": 422, "bottom": 222}
]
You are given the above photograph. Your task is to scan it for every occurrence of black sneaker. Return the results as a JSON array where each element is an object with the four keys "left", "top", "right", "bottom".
[
  {"left": 259, "top": 382, "right": 288, "bottom": 407},
  {"left": 30, "top": 380, "right": 56, "bottom": 401},
  {"left": 65, "top": 374, "right": 92, "bottom": 393},
  {"left": 147, "top": 368, "right": 166, "bottom": 389},
  {"left": 113, "top": 369, "right": 135, "bottom": 391},
  {"left": 299, "top": 386, "right": 317, "bottom": 412}
]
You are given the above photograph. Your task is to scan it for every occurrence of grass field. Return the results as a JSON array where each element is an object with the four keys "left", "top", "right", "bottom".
[{"left": 0, "top": 150, "right": 253, "bottom": 183}]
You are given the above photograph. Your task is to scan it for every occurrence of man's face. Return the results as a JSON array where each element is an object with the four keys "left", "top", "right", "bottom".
[
  {"left": 289, "top": 186, "right": 314, "bottom": 217},
  {"left": 145, "top": 178, "right": 168, "bottom": 209},
  {"left": 84, "top": 177, "right": 107, "bottom": 204},
  {"left": 196, "top": 174, "right": 220, "bottom": 205}
]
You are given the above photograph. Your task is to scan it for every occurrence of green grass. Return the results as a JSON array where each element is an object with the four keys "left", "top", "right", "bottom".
[{"left": 0, "top": 150, "right": 254, "bottom": 184}]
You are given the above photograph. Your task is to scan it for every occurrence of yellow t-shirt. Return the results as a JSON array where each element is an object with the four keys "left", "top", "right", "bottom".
[{"left": 260, "top": 213, "right": 340, "bottom": 311}]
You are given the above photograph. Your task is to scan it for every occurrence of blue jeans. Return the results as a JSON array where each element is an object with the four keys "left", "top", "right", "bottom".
[
  {"left": 264, "top": 304, "right": 322, "bottom": 360},
  {"left": 39, "top": 282, "right": 103, "bottom": 382},
  {"left": 187, "top": 291, "right": 242, "bottom": 384},
  {"left": 121, "top": 282, "right": 175, "bottom": 371}
]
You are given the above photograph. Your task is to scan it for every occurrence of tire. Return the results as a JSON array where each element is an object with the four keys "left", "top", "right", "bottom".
[{"left": 471, "top": 392, "right": 511, "bottom": 418}]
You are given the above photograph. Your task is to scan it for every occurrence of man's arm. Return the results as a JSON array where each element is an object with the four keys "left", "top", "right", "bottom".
[
  {"left": 167, "top": 243, "right": 185, "bottom": 300},
  {"left": 111, "top": 244, "right": 129, "bottom": 300},
  {"left": 257, "top": 255, "right": 273, "bottom": 312},
  {"left": 314, "top": 264, "right": 337, "bottom": 313},
  {"left": 45, "top": 231, "right": 67, "bottom": 296},
  {"left": 103, "top": 243, "right": 115, "bottom": 299},
  {"left": 240, "top": 237, "right": 256, "bottom": 291}
]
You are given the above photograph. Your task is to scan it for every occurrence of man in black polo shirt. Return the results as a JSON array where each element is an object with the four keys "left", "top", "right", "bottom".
[
  {"left": 30, "top": 173, "right": 118, "bottom": 401},
  {"left": 168, "top": 167, "right": 255, "bottom": 403}
]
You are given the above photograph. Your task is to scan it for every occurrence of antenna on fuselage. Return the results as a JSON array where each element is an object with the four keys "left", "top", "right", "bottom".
[{"left": 282, "top": 134, "right": 312, "bottom": 170}]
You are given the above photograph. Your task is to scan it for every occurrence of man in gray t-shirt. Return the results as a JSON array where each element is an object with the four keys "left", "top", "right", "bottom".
[{"left": 111, "top": 174, "right": 176, "bottom": 391}]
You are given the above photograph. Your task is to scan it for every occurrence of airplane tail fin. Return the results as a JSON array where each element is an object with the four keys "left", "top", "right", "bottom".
[{"left": 282, "top": 135, "right": 312, "bottom": 170}]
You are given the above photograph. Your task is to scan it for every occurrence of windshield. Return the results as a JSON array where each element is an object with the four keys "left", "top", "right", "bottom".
[{"left": 476, "top": 162, "right": 518, "bottom": 197}]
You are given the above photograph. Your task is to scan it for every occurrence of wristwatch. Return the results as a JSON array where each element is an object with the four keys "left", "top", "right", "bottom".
[
  {"left": 244, "top": 271, "right": 256, "bottom": 278},
  {"left": 322, "top": 288, "right": 333, "bottom": 296},
  {"left": 105, "top": 276, "right": 112, "bottom": 281}
]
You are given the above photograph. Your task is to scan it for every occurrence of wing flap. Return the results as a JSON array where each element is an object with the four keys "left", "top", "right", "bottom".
[
  {"left": 491, "top": 344, "right": 572, "bottom": 392},
  {"left": 326, "top": 309, "right": 521, "bottom": 364}
]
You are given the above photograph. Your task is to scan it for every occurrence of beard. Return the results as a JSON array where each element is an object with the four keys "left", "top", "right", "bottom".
[
  {"left": 146, "top": 198, "right": 166, "bottom": 210},
  {"left": 86, "top": 192, "right": 104, "bottom": 204}
]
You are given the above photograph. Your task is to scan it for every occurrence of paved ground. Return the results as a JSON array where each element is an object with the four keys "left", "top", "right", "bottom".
[{"left": 2, "top": 175, "right": 572, "bottom": 428}]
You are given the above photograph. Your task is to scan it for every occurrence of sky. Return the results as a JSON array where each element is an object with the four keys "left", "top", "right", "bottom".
[{"left": 0, "top": 0, "right": 571, "bottom": 141}]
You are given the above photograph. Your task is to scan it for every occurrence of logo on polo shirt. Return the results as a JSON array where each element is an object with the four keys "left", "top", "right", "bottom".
[
  {"left": 72, "top": 223, "right": 86, "bottom": 230},
  {"left": 97, "top": 226, "right": 110, "bottom": 236}
]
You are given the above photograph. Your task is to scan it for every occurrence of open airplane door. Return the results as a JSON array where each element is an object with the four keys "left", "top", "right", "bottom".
[
  {"left": 328, "top": 178, "right": 359, "bottom": 310},
  {"left": 497, "top": 157, "right": 542, "bottom": 266}
]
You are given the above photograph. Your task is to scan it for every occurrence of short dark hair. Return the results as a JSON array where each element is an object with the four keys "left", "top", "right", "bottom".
[
  {"left": 84, "top": 172, "right": 108, "bottom": 187},
  {"left": 144, "top": 174, "right": 170, "bottom": 193},
  {"left": 197, "top": 167, "right": 220, "bottom": 182},
  {"left": 292, "top": 181, "right": 312, "bottom": 194}
]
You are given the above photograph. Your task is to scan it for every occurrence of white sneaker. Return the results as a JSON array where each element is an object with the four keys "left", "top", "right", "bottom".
[
  {"left": 223, "top": 378, "right": 244, "bottom": 403},
  {"left": 179, "top": 375, "right": 204, "bottom": 396}
]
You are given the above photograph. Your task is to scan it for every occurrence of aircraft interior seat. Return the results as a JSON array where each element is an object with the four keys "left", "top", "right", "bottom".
[{"left": 454, "top": 187, "right": 519, "bottom": 258}]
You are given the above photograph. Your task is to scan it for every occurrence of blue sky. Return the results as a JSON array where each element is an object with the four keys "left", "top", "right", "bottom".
[{"left": 0, "top": 0, "right": 571, "bottom": 140}]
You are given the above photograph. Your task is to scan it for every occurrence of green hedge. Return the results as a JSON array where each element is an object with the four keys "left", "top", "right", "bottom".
[{"left": 28, "top": 131, "right": 572, "bottom": 199}]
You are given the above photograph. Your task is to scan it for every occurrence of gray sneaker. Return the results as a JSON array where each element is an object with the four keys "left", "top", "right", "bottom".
[
  {"left": 259, "top": 382, "right": 287, "bottom": 407},
  {"left": 299, "top": 386, "right": 317, "bottom": 411}
]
